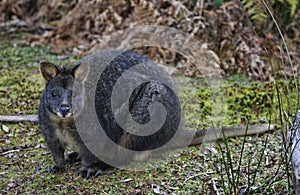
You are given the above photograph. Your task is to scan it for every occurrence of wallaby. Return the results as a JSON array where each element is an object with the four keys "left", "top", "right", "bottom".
[{"left": 38, "top": 50, "right": 273, "bottom": 179}]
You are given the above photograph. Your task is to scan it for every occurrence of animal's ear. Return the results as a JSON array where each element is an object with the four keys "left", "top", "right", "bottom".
[
  {"left": 72, "top": 62, "right": 90, "bottom": 82},
  {"left": 40, "top": 61, "right": 59, "bottom": 82}
]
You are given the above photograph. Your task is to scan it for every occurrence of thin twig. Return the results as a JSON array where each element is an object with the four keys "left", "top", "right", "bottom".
[
  {"left": 184, "top": 171, "right": 215, "bottom": 183},
  {"left": 0, "top": 115, "right": 38, "bottom": 123},
  {"left": 0, "top": 149, "right": 20, "bottom": 156}
]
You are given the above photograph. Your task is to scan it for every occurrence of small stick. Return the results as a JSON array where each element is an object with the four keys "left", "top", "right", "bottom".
[
  {"left": 0, "top": 149, "right": 20, "bottom": 156},
  {"left": 0, "top": 115, "right": 38, "bottom": 123}
]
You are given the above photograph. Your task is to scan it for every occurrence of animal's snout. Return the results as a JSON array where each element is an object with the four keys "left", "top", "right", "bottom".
[{"left": 60, "top": 104, "right": 71, "bottom": 117}]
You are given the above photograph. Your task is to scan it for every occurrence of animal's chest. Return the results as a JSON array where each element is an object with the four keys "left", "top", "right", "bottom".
[{"left": 55, "top": 122, "right": 78, "bottom": 146}]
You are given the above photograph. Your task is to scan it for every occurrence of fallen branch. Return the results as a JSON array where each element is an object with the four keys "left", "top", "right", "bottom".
[
  {"left": 0, "top": 115, "right": 38, "bottom": 123},
  {"left": 290, "top": 110, "right": 300, "bottom": 195},
  {"left": 0, "top": 149, "right": 20, "bottom": 156}
]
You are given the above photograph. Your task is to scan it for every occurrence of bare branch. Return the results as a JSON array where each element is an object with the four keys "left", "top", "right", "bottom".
[{"left": 0, "top": 115, "right": 38, "bottom": 123}]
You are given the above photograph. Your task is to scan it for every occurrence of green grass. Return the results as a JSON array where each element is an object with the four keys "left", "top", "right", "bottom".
[{"left": 0, "top": 33, "right": 295, "bottom": 194}]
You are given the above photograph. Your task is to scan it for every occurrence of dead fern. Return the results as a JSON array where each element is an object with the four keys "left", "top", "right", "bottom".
[{"left": 0, "top": 0, "right": 299, "bottom": 81}]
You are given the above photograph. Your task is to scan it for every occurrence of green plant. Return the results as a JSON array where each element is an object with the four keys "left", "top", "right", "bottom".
[
  {"left": 241, "top": 0, "right": 267, "bottom": 24},
  {"left": 272, "top": 0, "right": 299, "bottom": 16},
  {"left": 215, "top": 0, "right": 299, "bottom": 193}
]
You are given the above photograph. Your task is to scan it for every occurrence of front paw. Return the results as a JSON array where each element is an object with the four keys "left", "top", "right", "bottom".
[
  {"left": 79, "top": 165, "right": 104, "bottom": 179},
  {"left": 47, "top": 163, "right": 66, "bottom": 173}
]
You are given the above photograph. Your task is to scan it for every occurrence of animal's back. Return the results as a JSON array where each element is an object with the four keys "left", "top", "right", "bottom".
[{"left": 79, "top": 51, "right": 182, "bottom": 151}]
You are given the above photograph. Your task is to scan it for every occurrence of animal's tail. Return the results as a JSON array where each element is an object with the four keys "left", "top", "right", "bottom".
[{"left": 187, "top": 124, "right": 275, "bottom": 146}]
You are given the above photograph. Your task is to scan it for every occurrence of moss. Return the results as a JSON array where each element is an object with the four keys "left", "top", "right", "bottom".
[{"left": 0, "top": 33, "right": 295, "bottom": 193}]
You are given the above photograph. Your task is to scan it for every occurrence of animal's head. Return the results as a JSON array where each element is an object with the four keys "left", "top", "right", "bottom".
[{"left": 40, "top": 61, "right": 89, "bottom": 119}]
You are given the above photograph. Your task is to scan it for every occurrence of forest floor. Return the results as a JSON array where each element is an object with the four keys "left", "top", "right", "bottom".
[{"left": 0, "top": 33, "right": 295, "bottom": 194}]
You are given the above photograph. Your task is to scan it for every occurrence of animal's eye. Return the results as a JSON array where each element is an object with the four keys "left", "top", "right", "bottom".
[
  {"left": 72, "top": 92, "right": 78, "bottom": 97},
  {"left": 51, "top": 90, "right": 59, "bottom": 97}
]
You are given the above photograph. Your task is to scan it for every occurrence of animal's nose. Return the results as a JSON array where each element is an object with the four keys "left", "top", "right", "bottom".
[{"left": 60, "top": 104, "right": 71, "bottom": 117}]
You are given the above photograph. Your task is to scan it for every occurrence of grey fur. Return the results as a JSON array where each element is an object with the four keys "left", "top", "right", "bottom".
[{"left": 38, "top": 51, "right": 183, "bottom": 175}]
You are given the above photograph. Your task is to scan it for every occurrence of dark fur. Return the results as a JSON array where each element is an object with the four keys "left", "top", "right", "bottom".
[
  {"left": 38, "top": 51, "right": 181, "bottom": 176},
  {"left": 94, "top": 51, "right": 181, "bottom": 151},
  {"left": 38, "top": 62, "right": 110, "bottom": 173},
  {"left": 38, "top": 51, "right": 273, "bottom": 177}
]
